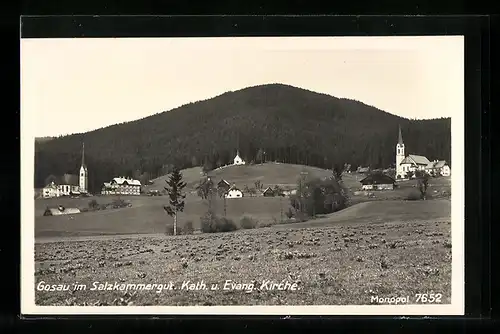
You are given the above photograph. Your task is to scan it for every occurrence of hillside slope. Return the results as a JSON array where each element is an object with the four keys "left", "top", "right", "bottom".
[
  {"left": 35, "top": 84, "right": 451, "bottom": 192},
  {"left": 144, "top": 163, "right": 335, "bottom": 192}
]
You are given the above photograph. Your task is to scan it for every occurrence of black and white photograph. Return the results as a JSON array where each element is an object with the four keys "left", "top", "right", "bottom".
[{"left": 21, "top": 36, "right": 464, "bottom": 315}]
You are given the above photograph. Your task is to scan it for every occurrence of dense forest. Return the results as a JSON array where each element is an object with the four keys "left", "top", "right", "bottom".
[{"left": 34, "top": 84, "right": 451, "bottom": 193}]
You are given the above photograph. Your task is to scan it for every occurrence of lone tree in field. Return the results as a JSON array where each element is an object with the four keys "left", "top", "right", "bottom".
[
  {"left": 415, "top": 170, "right": 430, "bottom": 200},
  {"left": 163, "top": 166, "right": 187, "bottom": 236}
]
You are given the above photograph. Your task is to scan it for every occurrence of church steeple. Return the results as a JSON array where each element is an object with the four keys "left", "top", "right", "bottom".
[
  {"left": 79, "top": 142, "right": 88, "bottom": 193},
  {"left": 398, "top": 125, "right": 404, "bottom": 145},
  {"left": 81, "top": 142, "right": 86, "bottom": 167}
]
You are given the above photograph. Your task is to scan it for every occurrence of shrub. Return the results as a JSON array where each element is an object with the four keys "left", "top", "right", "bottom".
[
  {"left": 181, "top": 220, "right": 194, "bottom": 234},
  {"left": 406, "top": 190, "right": 421, "bottom": 201},
  {"left": 200, "top": 210, "right": 218, "bottom": 233},
  {"left": 88, "top": 199, "right": 99, "bottom": 209},
  {"left": 217, "top": 217, "right": 238, "bottom": 232},
  {"left": 240, "top": 216, "right": 258, "bottom": 229},
  {"left": 200, "top": 211, "right": 238, "bottom": 233},
  {"left": 285, "top": 207, "right": 294, "bottom": 219},
  {"left": 111, "top": 198, "right": 128, "bottom": 208}
]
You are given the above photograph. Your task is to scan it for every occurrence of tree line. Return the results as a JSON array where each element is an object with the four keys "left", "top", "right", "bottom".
[{"left": 34, "top": 84, "right": 451, "bottom": 193}]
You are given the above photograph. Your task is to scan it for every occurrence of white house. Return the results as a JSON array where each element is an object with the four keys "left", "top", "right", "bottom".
[
  {"left": 426, "top": 160, "right": 451, "bottom": 177},
  {"left": 233, "top": 150, "right": 246, "bottom": 165},
  {"left": 225, "top": 185, "right": 243, "bottom": 199},
  {"left": 42, "top": 176, "right": 80, "bottom": 198},
  {"left": 101, "top": 177, "right": 142, "bottom": 195},
  {"left": 441, "top": 164, "right": 451, "bottom": 176}
]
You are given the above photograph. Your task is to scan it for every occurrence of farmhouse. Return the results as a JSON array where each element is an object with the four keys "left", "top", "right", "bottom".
[
  {"left": 360, "top": 173, "right": 396, "bottom": 190},
  {"left": 42, "top": 175, "right": 80, "bottom": 198},
  {"left": 217, "top": 179, "right": 231, "bottom": 190},
  {"left": 425, "top": 160, "right": 451, "bottom": 177},
  {"left": 225, "top": 185, "right": 243, "bottom": 199},
  {"left": 101, "top": 177, "right": 142, "bottom": 196},
  {"left": 282, "top": 189, "right": 297, "bottom": 197},
  {"left": 262, "top": 187, "right": 275, "bottom": 197},
  {"left": 357, "top": 166, "right": 370, "bottom": 174},
  {"left": 233, "top": 150, "right": 246, "bottom": 166},
  {"left": 43, "top": 205, "right": 81, "bottom": 216}
]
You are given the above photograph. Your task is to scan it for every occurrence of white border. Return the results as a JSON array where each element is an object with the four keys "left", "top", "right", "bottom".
[{"left": 21, "top": 36, "right": 465, "bottom": 316}]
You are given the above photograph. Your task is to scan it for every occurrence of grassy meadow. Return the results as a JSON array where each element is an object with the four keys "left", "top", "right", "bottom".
[
  {"left": 34, "top": 163, "right": 453, "bottom": 306},
  {"left": 35, "top": 163, "right": 451, "bottom": 239}
]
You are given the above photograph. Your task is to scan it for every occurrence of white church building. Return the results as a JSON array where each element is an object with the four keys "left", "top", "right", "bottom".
[
  {"left": 395, "top": 126, "right": 450, "bottom": 179},
  {"left": 42, "top": 143, "right": 88, "bottom": 198},
  {"left": 233, "top": 150, "right": 246, "bottom": 166}
]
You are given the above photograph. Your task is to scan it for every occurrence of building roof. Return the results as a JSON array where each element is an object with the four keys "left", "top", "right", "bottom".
[
  {"left": 218, "top": 179, "right": 231, "bottom": 186},
  {"left": 262, "top": 186, "right": 274, "bottom": 194},
  {"left": 228, "top": 185, "right": 241, "bottom": 191},
  {"left": 44, "top": 174, "right": 79, "bottom": 187},
  {"left": 434, "top": 160, "right": 447, "bottom": 168},
  {"left": 360, "top": 173, "right": 395, "bottom": 185},
  {"left": 425, "top": 160, "right": 448, "bottom": 169},
  {"left": 44, "top": 207, "right": 81, "bottom": 216},
  {"left": 400, "top": 154, "right": 431, "bottom": 166},
  {"left": 111, "top": 177, "right": 141, "bottom": 186}
]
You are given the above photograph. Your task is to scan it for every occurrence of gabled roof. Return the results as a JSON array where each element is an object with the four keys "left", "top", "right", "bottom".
[
  {"left": 262, "top": 186, "right": 274, "bottom": 194},
  {"left": 360, "top": 173, "right": 395, "bottom": 185},
  {"left": 218, "top": 179, "right": 231, "bottom": 186},
  {"left": 434, "top": 160, "right": 447, "bottom": 168},
  {"left": 400, "top": 154, "right": 430, "bottom": 166},
  {"left": 111, "top": 177, "right": 141, "bottom": 186}
]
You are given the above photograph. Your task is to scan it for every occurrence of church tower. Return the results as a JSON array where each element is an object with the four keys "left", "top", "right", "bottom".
[
  {"left": 79, "top": 142, "right": 88, "bottom": 193},
  {"left": 395, "top": 125, "right": 405, "bottom": 179}
]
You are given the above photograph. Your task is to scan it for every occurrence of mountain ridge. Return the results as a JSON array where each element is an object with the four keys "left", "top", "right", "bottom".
[{"left": 34, "top": 83, "right": 451, "bottom": 192}]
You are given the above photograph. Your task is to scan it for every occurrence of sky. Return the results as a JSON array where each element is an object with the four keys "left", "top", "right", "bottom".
[{"left": 20, "top": 36, "right": 464, "bottom": 138}]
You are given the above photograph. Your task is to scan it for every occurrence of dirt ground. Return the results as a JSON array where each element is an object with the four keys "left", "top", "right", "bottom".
[{"left": 35, "top": 218, "right": 452, "bottom": 306}]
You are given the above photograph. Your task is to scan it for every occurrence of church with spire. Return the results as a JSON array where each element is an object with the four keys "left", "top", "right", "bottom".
[
  {"left": 79, "top": 142, "right": 88, "bottom": 193},
  {"left": 395, "top": 125, "right": 406, "bottom": 179},
  {"left": 41, "top": 142, "right": 89, "bottom": 198},
  {"left": 233, "top": 149, "right": 246, "bottom": 165}
]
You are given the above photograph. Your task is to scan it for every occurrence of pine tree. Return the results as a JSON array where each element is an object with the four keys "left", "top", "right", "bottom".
[{"left": 163, "top": 166, "right": 187, "bottom": 236}]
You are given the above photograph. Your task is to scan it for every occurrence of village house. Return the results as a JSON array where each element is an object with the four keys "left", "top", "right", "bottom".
[
  {"left": 225, "top": 185, "right": 243, "bottom": 199},
  {"left": 425, "top": 160, "right": 451, "bottom": 177},
  {"left": 42, "top": 174, "right": 80, "bottom": 198},
  {"left": 101, "top": 177, "right": 142, "bottom": 196},
  {"left": 43, "top": 205, "right": 81, "bottom": 216},
  {"left": 282, "top": 189, "right": 297, "bottom": 197},
  {"left": 360, "top": 173, "right": 396, "bottom": 191},
  {"left": 217, "top": 179, "right": 231, "bottom": 191},
  {"left": 357, "top": 166, "right": 370, "bottom": 174},
  {"left": 262, "top": 187, "right": 275, "bottom": 197}
]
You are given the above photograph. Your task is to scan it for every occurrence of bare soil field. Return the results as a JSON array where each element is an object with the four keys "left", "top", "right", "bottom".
[{"left": 35, "top": 218, "right": 452, "bottom": 306}]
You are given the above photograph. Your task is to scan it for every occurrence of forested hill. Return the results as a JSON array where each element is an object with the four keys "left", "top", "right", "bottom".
[{"left": 35, "top": 84, "right": 451, "bottom": 192}]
